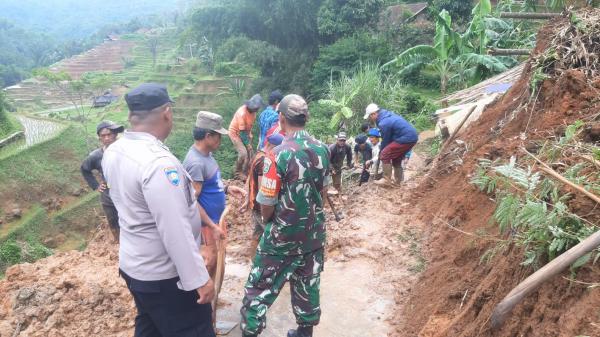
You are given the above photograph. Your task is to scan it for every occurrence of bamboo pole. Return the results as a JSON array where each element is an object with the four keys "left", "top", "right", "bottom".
[
  {"left": 491, "top": 230, "right": 600, "bottom": 329},
  {"left": 499, "top": 12, "right": 561, "bottom": 19}
]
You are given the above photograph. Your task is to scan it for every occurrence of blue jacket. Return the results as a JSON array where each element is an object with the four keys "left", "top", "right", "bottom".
[
  {"left": 377, "top": 109, "right": 418, "bottom": 150},
  {"left": 257, "top": 105, "right": 279, "bottom": 150}
]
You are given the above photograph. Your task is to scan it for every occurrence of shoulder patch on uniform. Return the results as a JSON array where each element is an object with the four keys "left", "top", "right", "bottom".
[
  {"left": 164, "top": 167, "right": 180, "bottom": 186},
  {"left": 263, "top": 157, "right": 272, "bottom": 174}
]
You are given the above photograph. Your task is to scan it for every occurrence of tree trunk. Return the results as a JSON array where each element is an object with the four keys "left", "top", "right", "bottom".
[{"left": 440, "top": 75, "right": 448, "bottom": 96}]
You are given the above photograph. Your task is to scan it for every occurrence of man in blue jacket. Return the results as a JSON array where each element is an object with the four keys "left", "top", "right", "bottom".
[
  {"left": 364, "top": 103, "right": 418, "bottom": 187},
  {"left": 257, "top": 90, "right": 283, "bottom": 150}
]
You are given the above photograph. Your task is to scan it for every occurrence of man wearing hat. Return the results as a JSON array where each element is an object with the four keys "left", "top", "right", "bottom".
[
  {"left": 366, "top": 128, "right": 384, "bottom": 180},
  {"left": 242, "top": 132, "right": 284, "bottom": 257},
  {"left": 81, "top": 120, "right": 124, "bottom": 242},
  {"left": 229, "top": 93, "right": 264, "bottom": 179},
  {"left": 183, "top": 111, "right": 246, "bottom": 278},
  {"left": 257, "top": 90, "right": 283, "bottom": 151},
  {"left": 240, "top": 94, "right": 331, "bottom": 337},
  {"left": 364, "top": 103, "right": 418, "bottom": 186},
  {"left": 102, "top": 83, "right": 217, "bottom": 337},
  {"left": 328, "top": 131, "right": 353, "bottom": 193}
]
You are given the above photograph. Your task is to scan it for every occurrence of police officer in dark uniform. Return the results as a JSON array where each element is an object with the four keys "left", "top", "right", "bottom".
[
  {"left": 81, "top": 120, "right": 124, "bottom": 242},
  {"left": 102, "top": 83, "right": 216, "bottom": 337}
]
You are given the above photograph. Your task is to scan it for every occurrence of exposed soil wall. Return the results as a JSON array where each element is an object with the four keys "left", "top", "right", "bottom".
[{"left": 396, "top": 12, "right": 600, "bottom": 337}]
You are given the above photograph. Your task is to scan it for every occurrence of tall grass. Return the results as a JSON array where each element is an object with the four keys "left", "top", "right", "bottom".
[{"left": 317, "top": 63, "right": 438, "bottom": 135}]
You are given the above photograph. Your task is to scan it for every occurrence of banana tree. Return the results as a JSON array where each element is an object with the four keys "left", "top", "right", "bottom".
[
  {"left": 383, "top": 10, "right": 459, "bottom": 95},
  {"left": 464, "top": 0, "right": 493, "bottom": 54},
  {"left": 318, "top": 86, "right": 359, "bottom": 130}
]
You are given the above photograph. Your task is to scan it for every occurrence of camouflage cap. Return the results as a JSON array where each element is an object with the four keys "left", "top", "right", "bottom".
[
  {"left": 278, "top": 94, "right": 309, "bottom": 120},
  {"left": 195, "top": 111, "right": 228, "bottom": 135}
]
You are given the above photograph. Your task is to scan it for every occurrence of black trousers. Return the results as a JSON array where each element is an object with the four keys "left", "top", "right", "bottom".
[{"left": 120, "top": 271, "right": 216, "bottom": 337}]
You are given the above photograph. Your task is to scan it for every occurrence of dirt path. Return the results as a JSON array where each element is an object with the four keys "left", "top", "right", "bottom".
[{"left": 214, "top": 152, "right": 428, "bottom": 337}]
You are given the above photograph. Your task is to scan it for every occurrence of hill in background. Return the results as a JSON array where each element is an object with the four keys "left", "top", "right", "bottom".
[{"left": 0, "top": 0, "right": 191, "bottom": 40}]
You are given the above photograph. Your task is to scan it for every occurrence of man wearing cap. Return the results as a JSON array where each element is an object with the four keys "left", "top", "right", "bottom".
[
  {"left": 366, "top": 128, "right": 384, "bottom": 180},
  {"left": 81, "top": 120, "right": 124, "bottom": 242},
  {"left": 102, "top": 83, "right": 217, "bottom": 337},
  {"left": 240, "top": 94, "right": 331, "bottom": 337},
  {"left": 242, "top": 132, "right": 284, "bottom": 258},
  {"left": 183, "top": 111, "right": 246, "bottom": 278},
  {"left": 257, "top": 90, "right": 283, "bottom": 151},
  {"left": 328, "top": 132, "right": 353, "bottom": 193},
  {"left": 229, "top": 94, "right": 263, "bottom": 179},
  {"left": 364, "top": 103, "right": 418, "bottom": 186}
]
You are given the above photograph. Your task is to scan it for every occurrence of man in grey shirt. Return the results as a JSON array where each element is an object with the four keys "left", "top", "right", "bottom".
[
  {"left": 102, "top": 83, "right": 216, "bottom": 337},
  {"left": 183, "top": 111, "right": 245, "bottom": 279}
]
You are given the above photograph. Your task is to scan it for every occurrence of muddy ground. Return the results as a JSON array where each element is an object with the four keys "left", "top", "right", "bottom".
[{"left": 0, "top": 151, "right": 428, "bottom": 337}]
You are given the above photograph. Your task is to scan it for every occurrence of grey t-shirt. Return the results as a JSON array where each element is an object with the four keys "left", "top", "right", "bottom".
[{"left": 183, "top": 146, "right": 219, "bottom": 183}]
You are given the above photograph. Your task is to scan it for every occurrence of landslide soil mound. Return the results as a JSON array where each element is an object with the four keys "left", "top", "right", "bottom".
[{"left": 397, "top": 9, "right": 600, "bottom": 337}]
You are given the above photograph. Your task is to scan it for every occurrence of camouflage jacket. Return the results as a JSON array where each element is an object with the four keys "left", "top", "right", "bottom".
[{"left": 256, "top": 130, "right": 331, "bottom": 256}]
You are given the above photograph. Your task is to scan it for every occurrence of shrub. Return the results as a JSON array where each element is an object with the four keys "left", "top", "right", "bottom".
[
  {"left": 315, "top": 63, "right": 437, "bottom": 134},
  {"left": 0, "top": 239, "right": 21, "bottom": 270},
  {"left": 471, "top": 151, "right": 598, "bottom": 269},
  {"left": 214, "top": 62, "right": 258, "bottom": 77}
]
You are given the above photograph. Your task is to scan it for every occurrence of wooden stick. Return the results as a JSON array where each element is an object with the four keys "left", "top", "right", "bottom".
[
  {"left": 491, "top": 230, "right": 600, "bottom": 329},
  {"left": 211, "top": 205, "right": 230, "bottom": 325},
  {"left": 499, "top": 12, "right": 561, "bottom": 19},
  {"left": 488, "top": 48, "right": 531, "bottom": 56},
  {"left": 580, "top": 154, "right": 600, "bottom": 169},
  {"left": 442, "top": 105, "right": 478, "bottom": 152},
  {"left": 523, "top": 148, "right": 600, "bottom": 205}
]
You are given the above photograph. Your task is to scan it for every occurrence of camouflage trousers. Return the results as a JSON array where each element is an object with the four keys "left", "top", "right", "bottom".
[{"left": 240, "top": 248, "right": 324, "bottom": 336}]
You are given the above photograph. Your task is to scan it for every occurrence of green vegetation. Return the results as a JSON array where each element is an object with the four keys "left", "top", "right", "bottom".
[
  {"left": 316, "top": 64, "right": 437, "bottom": 135},
  {"left": 385, "top": 1, "right": 517, "bottom": 95},
  {"left": 471, "top": 121, "right": 600, "bottom": 269},
  {"left": 0, "top": 91, "right": 19, "bottom": 139},
  {"left": 0, "top": 125, "right": 87, "bottom": 203}
]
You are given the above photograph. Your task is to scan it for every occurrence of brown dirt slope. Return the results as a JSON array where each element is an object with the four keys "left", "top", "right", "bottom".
[{"left": 397, "top": 10, "right": 600, "bottom": 337}]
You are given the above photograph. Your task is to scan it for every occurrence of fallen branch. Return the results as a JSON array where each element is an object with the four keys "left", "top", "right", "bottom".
[
  {"left": 435, "top": 216, "right": 506, "bottom": 243},
  {"left": 561, "top": 276, "right": 600, "bottom": 288},
  {"left": 523, "top": 148, "right": 600, "bottom": 205},
  {"left": 490, "top": 229, "right": 600, "bottom": 329},
  {"left": 580, "top": 154, "right": 600, "bottom": 169}
]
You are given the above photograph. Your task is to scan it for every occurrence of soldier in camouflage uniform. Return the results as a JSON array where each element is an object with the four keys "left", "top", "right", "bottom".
[{"left": 240, "top": 94, "right": 331, "bottom": 337}]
